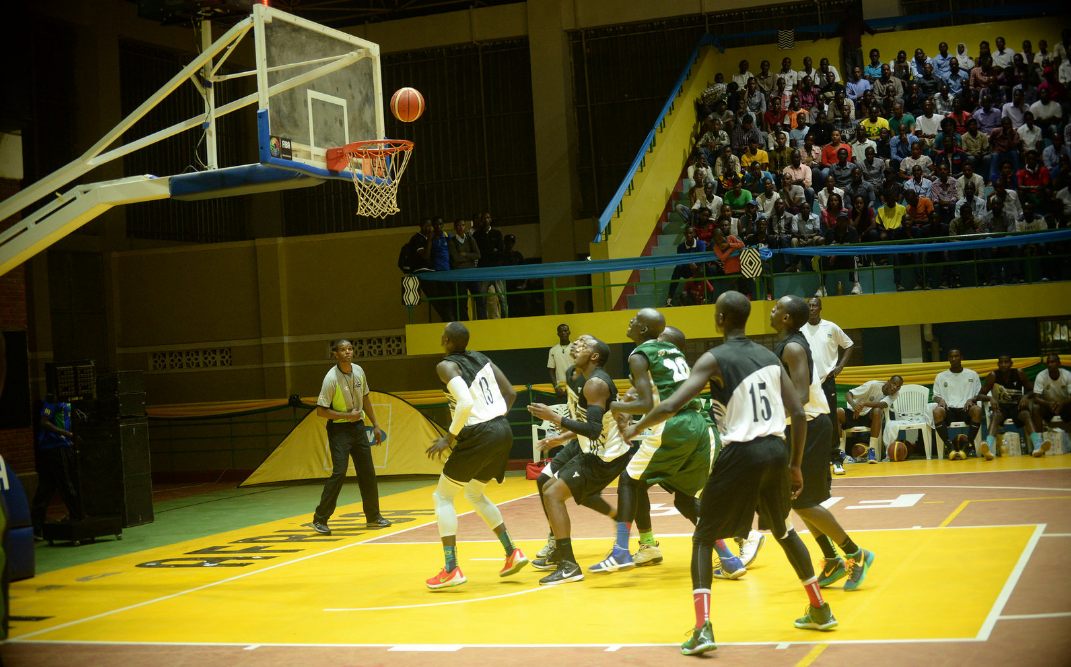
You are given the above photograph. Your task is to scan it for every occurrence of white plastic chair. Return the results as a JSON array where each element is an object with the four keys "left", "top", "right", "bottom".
[
  {"left": 882, "top": 384, "right": 934, "bottom": 459},
  {"left": 531, "top": 403, "right": 570, "bottom": 461}
]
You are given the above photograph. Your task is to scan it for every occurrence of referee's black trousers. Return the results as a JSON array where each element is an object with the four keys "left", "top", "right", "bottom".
[{"left": 314, "top": 421, "right": 382, "bottom": 523}]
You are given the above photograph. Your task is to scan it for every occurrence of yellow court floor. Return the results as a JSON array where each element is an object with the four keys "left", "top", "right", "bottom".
[{"left": 8, "top": 465, "right": 1057, "bottom": 649}]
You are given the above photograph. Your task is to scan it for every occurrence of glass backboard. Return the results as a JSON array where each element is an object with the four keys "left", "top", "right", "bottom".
[{"left": 254, "top": 4, "right": 384, "bottom": 180}]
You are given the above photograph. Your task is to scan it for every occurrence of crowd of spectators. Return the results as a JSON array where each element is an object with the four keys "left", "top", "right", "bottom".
[{"left": 673, "top": 30, "right": 1071, "bottom": 301}]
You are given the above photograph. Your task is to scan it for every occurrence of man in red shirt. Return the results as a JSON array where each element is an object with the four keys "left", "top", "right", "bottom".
[
  {"left": 1016, "top": 149, "right": 1051, "bottom": 206},
  {"left": 763, "top": 97, "right": 788, "bottom": 133},
  {"left": 904, "top": 190, "right": 935, "bottom": 226}
]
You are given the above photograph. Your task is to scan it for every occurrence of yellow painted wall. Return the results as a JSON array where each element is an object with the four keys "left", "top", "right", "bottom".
[
  {"left": 590, "top": 45, "right": 717, "bottom": 310},
  {"left": 407, "top": 282, "right": 1071, "bottom": 355}
]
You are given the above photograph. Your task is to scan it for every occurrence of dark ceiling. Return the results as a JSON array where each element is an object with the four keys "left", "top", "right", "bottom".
[{"left": 260, "top": 0, "right": 524, "bottom": 28}]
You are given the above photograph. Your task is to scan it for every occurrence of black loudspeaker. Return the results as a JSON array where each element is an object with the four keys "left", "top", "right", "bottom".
[
  {"left": 97, "top": 371, "right": 147, "bottom": 419},
  {"left": 76, "top": 418, "right": 154, "bottom": 527}
]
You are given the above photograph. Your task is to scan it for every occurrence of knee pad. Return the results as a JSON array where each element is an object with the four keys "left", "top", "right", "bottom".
[
  {"left": 464, "top": 479, "right": 504, "bottom": 529},
  {"left": 433, "top": 475, "right": 462, "bottom": 512}
]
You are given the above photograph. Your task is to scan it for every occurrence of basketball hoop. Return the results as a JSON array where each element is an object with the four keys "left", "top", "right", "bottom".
[{"left": 325, "top": 139, "right": 414, "bottom": 218}]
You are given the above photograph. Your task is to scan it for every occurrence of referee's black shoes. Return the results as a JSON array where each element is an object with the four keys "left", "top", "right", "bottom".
[
  {"left": 312, "top": 521, "right": 332, "bottom": 535},
  {"left": 367, "top": 517, "right": 392, "bottom": 528}
]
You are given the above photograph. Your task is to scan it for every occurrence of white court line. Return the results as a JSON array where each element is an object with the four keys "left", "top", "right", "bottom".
[
  {"left": 9, "top": 492, "right": 539, "bottom": 643},
  {"left": 977, "top": 523, "right": 1046, "bottom": 641},
  {"left": 390, "top": 645, "right": 462, "bottom": 651},
  {"left": 243, "top": 645, "right": 259, "bottom": 651},
  {"left": 376, "top": 524, "right": 1049, "bottom": 546},
  {"left": 833, "top": 467, "right": 1071, "bottom": 480},
  {"left": 999, "top": 612, "right": 1071, "bottom": 620},
  {"left": 12, "top": 637, "right": 996, "bottom": 648},
  {"left": 833, "top": 484, "right": 1071, "bottom": 492}
]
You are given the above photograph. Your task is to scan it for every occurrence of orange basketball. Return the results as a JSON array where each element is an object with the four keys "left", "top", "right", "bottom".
[
  {"left": 851, "top": 443, "right": 867, "bottom": 460},
  {"left": 888, "top": 440, "right": 908, "bottom": 462},
  {"left": 954, "top": 434, "right": 968, "bottom": 449},
  {"left": 390, "top": 87, "right": 425, "bottom": 122}
]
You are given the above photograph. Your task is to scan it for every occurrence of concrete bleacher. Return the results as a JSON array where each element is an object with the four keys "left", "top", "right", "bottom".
[{"left": 627, "top": 177, "right": 690, "bottom": 309}]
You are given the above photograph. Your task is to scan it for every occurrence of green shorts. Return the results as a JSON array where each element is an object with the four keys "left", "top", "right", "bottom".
[{"left": 626, "top": 408, "right": 711, "bottom": 497}]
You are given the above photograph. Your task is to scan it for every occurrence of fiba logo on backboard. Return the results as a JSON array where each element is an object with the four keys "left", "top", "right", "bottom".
[{"left": 269, "top": 136, "right": 292, "bottom": 160}]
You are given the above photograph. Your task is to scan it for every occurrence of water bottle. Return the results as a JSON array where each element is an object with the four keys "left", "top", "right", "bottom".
[{"left": 837, "top": 281, "right": 843, "bottom": 295}]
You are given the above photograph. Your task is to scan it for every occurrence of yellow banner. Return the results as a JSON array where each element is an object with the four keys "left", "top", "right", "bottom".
[
  {"left": 240, "top": 392, "right": 447, "bottom": 486},
  {"left": 836, "top": 355, "right": 1068, "bottom": 387}
]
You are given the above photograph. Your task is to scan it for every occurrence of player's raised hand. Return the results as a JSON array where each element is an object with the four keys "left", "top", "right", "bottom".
[{"left": 527, "top": 402, "right": 560, "bottom": 424}]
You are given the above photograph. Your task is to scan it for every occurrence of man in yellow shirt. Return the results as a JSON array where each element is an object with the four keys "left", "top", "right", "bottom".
[
  {"left": 311, "top": 339, "right": 390, "bottom": 534},
  {"left": 860, "top": 106, "right": 890, "bottom": 140},
  {"left": 740, "top": 138, "right": 770, "bottom": 172}
]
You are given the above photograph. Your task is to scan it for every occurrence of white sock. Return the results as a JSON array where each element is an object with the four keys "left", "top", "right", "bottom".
[{"left": 869, "top": 437, "right": 878, "bottom": 450}]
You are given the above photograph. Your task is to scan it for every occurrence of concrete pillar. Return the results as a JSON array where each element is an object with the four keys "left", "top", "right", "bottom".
[
  {"left": 255, "top": 238, "right": 290, "bottom": 397},
  {"left": 899, "top": 324, "right": 923, "bottom": 364},
  {"left": 526, "top": 0, "right": 581, "bottom": 313}
]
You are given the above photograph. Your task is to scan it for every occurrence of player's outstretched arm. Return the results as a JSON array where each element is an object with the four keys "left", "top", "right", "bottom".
[
  {"left": 624, "top": 352, "right": 716, "bottom": 438},
  {"left": 610, "top": 354, "right": 655, "bottom": 415},
  {"left": 559, "top": 377, "right": 611, "bottom": 441},
  {"left": 491, "top": 362, "right": 517, "bottom": 410}
]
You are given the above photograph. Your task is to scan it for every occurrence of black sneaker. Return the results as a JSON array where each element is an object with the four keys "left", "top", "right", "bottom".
[
  {"left": 531, "top": 549, "right": 560, "bottom": 571},
  {"left": 366, "top": 517, "right": 392, "bottom": 528},
  {"left": 312, "top": 521, "right": 331, "bottom": 535},
  {"left": 538, "top": 560, "right": 584, "bottom": 586}
]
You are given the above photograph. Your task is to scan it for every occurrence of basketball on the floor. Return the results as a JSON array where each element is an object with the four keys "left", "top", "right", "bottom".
[
  {"left": 390, "top": 87, "right": 425, "bottom": 122},
  {"left": 954, "top": 434, "right": 968, "bottom": 450},
  {"left": 888, "top": 440, "right": 908, "bottom": 462},
  {"left": 851, "top": 443, "right": 867, "bottom": 459}
]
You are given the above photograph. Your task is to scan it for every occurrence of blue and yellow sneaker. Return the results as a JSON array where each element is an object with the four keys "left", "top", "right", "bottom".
[
  {"left": 843, "top": 549, "right": 875, "bottom": 591},
  {"left": 817, "top": 557, "right": 848, "bottom": 587}
]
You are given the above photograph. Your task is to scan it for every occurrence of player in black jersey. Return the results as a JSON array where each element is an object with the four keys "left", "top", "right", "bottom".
[
  {"left": 979, "top": 355, "right": 1035, "bottom": 457},
  {"left": 772, "top": 295, "right": 874, "bottom": 592},
  {"left": 527, "top": 336, "right": 633, "bottom": 585},
  {"left": 531, "top": 336, "right": 619, "bottom": 562},
  {"left": 424, "top": 323, "right": 528, "bottom": 589},
  {"left": 626, "top": 292, "right": 837, "bottom": 656}
]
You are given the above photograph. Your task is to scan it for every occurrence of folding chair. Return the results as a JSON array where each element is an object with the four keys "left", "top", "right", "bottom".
[
  {"left": 882, "top": 384, "right": 934, "bottom": 459},
  {"left": 531, "top": 403, "right": 570, "bottom": 461}
]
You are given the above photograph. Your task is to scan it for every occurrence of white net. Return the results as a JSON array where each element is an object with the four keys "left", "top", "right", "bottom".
[{"left": 345, "top": 140, "right": 413, "bottom": 218}]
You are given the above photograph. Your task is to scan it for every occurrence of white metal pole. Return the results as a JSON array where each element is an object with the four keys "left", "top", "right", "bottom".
[
  {"left": 201, "top": 19, "right": 219, "bottom": 169},
  {"left": 0, "top": 16, "right": 252, "bottom": 224}
]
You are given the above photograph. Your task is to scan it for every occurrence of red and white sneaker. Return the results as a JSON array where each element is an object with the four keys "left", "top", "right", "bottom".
[
  {"left": 500, "top": 548, "right": 529, "bottom": 577},
  {"left": 426, "top": 567, "right": 466, "bottom": 589}
]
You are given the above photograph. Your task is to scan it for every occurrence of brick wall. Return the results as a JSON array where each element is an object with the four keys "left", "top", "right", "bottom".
[{"left": 0, "top": 177, "right": 34, "bottom": 474}]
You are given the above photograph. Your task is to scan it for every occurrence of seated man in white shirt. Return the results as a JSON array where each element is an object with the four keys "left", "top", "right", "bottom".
[
  {"left": 839, "top": 376, "right": 903, "bottom": 464},
  {"left": 930, "top": 349, "right": 988, "bottom": 460},
  {"left": 1030, "top": 353, "right": 1071, "bottom": 454}
]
